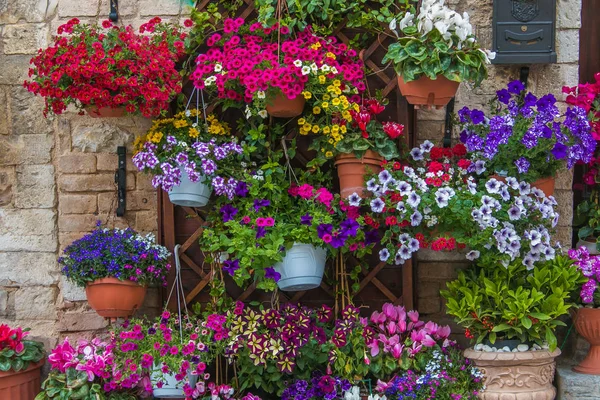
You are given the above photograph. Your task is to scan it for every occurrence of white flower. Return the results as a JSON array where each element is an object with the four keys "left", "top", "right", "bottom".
[
  {"left": 466, "top": 250, "right": 480, "bottom": 261},
  {"left": 301, "top": 66, "right": 311, "bottom": 75},
  {"left": 185, "top": 110, "right": 191, "bottom": 117},
  {"left": 420, "top": 140, "right": 434, "bottom": 152},
  {"left": 244, "top": 105, "right": 252, "bottom": 119},
  {"left": 310, "top": 62, "right": 318, "bottom": 72},
  {"left": 256, "top": 91, "right": 266, "bottom": 99},
  {"left": 389, "top": 17, "right": 397, "bottom": 32},
  {"left": 379, "top": 248, "right": 391, "bottom": 262},
  {"left": 320, "top": 64, "right": 331, "bottom": 73},
  {"left": 293, "top": 59, "right": 303, "bottom": 67},
  {"left": 348, "top": 193, "right": 361, "bottom": 207},
  {"left": 258, "top": 110, "right": 268, "bottom": 119},
  {"left": 331, "top": 66, "right": 338, "bottom": 74},
  {"left": 214, "top": 63, "right": 223, "bottom": 72}
]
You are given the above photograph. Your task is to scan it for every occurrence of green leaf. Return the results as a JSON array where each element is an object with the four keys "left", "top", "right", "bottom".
[{"left": 521, "top": 317, "right": 533, "bottom": 329}]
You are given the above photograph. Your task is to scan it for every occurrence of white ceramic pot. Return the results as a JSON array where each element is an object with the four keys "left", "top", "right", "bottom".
[
  {"left": 152, "top": 369, "right": 199, "bottom": 398},
  {"left": 168, "top": 169, "right": 212, "bottom": 207},
  {"left": 273, "top": 243, "right": 326, "bottom": 291},
  {"left": 576, "top": 238, "right": 600, "bottom": 255}
]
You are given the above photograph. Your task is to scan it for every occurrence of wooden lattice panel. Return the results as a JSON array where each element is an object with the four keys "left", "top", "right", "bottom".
[{"left": 159, "top": 0, "right": 416, "bottom": 314}]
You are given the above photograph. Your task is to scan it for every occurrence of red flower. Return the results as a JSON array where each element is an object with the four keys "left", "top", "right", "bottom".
[
  {"left": 385, "top": 216, "right": 398, "bottom": 226},
  {"left": 428, "top": 161, "right": 444, "bottom": 173},
  {"left": 457, "top": 159, "right": 471, "bottom": 169},
  {"left": 383, "top": 121, "right": 405, "bottom": 139},
  {"left": 452, "top": 143, "right": 467, "bottom": 157},
  {"left": 184, "top": 19, "right": 194, "bottom": 27},
  {"left": 393, "top": 161, "right": 402, "bottom": 170},
  {"left": 429, "top": 147, "right": 444, "bottom": 160}
]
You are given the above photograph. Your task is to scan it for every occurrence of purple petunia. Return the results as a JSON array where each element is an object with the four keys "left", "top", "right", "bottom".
[
  {"left": 514, "top": 157, "right": 530, "bottom": 174},
  {"left": 222, "top": 259, "right": 240, "bottom": 276},
  {"left": 300, "top": 213, "right": 313, "bottom": 225},
  {"left": 253, "top": 199, "right": 270, "bottom": 212},
  {"left": 265, "top": 267, "right": 281, "bottom": 282},
  {"left": 507, "top": 80, "right": 525, "bottom": 94},
  {"left": 317, "top": 224, "right": 333, "bottom": 239},
  {"left": 220, "top": 204, "right": 238, "bottom": 222}
]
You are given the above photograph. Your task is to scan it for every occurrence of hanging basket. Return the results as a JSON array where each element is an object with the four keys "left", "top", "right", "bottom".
[
  {"left": 397, "top": 75, "right": 459, "bottom": 108},
  {"left": 273, "top": 243, "right": 327, "bottom": 291},
  {"left": 152, "top": 368, "right": 199, "bottom": 398},
  {"left": 85, "top": 277, "right": 146, "bottom": 318},
  {"left": 168, "top": 169, "right": 212, "bottom": 208},
  {"left": 265, "top": 93, "right": 306, "bottom": 118},
  {"left": 576, "top": 238, "right": 600, "bottom": 255},
  {"left": 334, "top": 151, "right": 383, "bottom": 199},
  {"left": 85, "top": 106, "right": 127, "bottom": 118},
  {"left": 0, "top": 360, "right": 43, "bottom": 400}
]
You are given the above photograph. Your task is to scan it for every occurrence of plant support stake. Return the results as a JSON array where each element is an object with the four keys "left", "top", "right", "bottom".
[
  {"left": 115, "top": 146, "right": 126, "bottom": 216},
  {"left": 109, "top": 0, "right": 118, "bottom": 22}
]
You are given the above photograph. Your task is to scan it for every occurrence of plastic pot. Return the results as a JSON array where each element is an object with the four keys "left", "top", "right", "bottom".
[
  {"left": 273, "top": 243, "right": 326, "bottom": 291},
  {"left": 168, "top": 169, "right": 212, "bottom": 207}
]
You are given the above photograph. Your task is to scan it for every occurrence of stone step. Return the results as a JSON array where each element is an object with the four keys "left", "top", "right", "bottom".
[{"left": 556, "top": 363, "right": 600, "bottom": 399}]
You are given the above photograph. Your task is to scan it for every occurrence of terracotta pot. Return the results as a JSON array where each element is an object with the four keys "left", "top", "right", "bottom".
[
  {"left": 397, "top": 75, "right": 460, "bottom": 108},
  {"left": 85, "top": 277, "right": 146, "bottom": 318},
  {"left": 265, "top": 93, "right": 306, "bottom": 118},
  {"left": 0, "top": 360, "right": 43, "bottom": 400},
  {"left": 334, "top": 151, "right": 383, "bottom": 199},
  {"left": 464, "top": 347, "right": 560, "bottom": 399},
  {"left": 573, "top": 308, "right": 600, "bottom": 375},
  {"left": 85, "top": 106, "right": 126, "bottom": 118},
  {"left": 531, "top": 176, "right": 555, "bottom": 197}
]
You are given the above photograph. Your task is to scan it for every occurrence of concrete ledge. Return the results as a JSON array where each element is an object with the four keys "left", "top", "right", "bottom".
[{"left": 557, "top": 363, "right": 600, "bottom": 399}]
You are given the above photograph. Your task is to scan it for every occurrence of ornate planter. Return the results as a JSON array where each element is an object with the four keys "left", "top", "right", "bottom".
[
  {"left": 464, "top": 348, "right": 560, "bottom": 399},
  {"left": 334, "top": 150, "right": 383, "bottom": 199},
  {"left": 0, "top": 360, "right": 43, "bottom": 400},
  {"left": 265, "top": 93, "right": 306, "bottom": 118},
  {"left": 397, "top": 75, "right": 459, "bottom": 108},
  {"left": 273, "top": 244, "right": 326, "bottom": 291},
  {"left": 85, "top": 106, "right": 126, "bottom": 118},
  {"left": 168, "top": 169, "right": 212, "bottom": 208},
  {"left": 573, "top": 308, "right": 600, "bottom": 375},
  {"left": 85, "top": 277, "right": 146, "bottom": 319}
]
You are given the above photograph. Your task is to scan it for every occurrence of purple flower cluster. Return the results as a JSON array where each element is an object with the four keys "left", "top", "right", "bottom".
[
  {"left": 316, "top": 219, "right": 362, "bottom": 249},
  {"left": 568, "top": 247, "right": 600, "bottom": 305},
  {"left": 281, "top": 373, "right": 352, "bottom": 400}
]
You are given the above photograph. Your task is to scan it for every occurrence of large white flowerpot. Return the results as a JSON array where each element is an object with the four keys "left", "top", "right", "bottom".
[
  {"left": 577, "top": 238, "right": 600, "bottom": 255},
  {"left": 168, "top": 169, "right": 212, "bottom": 207},
  {"left": 274, "top": 243, "right": 326, "bottom": 291},
  {"left": 152, "top": 369, "right": 198, "bottom": 398}
]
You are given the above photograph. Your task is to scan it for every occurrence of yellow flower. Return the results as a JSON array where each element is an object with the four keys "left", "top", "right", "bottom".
[
  {"left": 302, "top": 91, "right": 312, "bottom": 99},
  {"left": 189, "top": 127, "right": 200, "bottom": 138},
  {"left": 318, "top": 75, "right": 326, "bottom": 84},
  {"left": 310, "top": 42, "right": 322, "bottom": 50},
  {"left": 339, "top": 95, "right": 347, "bottom": 102},
  {"left": 303, "top": 123, "right": 312, "bottom": 131},
  {"left": 340, "top": 125, "right": 347, "bottom": 133},
  {"left": 332, "top": 98, "right": 341, "bottom": 106},
  {"left": 334, "top": 88, "right": 342, "bottom": 95},
  {"left": 328, "top": 139, "right": 334, "bottom": 144},
  {"left": 312, "top": 125, "right": 320, "bottom": 133},
  {"left": 313, "top": 107, "right": 321, "bottom": 115},
  {"left": 326, "top": 52, "right": 336, "bottom": 59},
  {"left": 331, "top": 125, "right": 340, "bottom": 133},
  {"left": 342, "top": 111, "right": 351, "bottom": 120},
  {"left": 326, "top": 85, "right": 336, "bottom": 93},
  {"left": 322, "top": 102, "right": 329, "bottom": 109},
  {"left": 325, "top": 151, "right": 333, "bottom": 157},
  {"left": 323, "top": 94, "right": 331, "bottom": 101},
  {"left": 323, "top": 126, "right": 331, "bottom": 134},
  {"left": 173, "top": 119, "right": 188, "bottom": 128},
  {"left": 298, "top": 118, "right": 306, "bottom": 125},
  {"left": 150, "top": 132, "right": 163, "bottom": 143},
  {"left": 333, "top": 79, "right": 341, "bottom": 87}
]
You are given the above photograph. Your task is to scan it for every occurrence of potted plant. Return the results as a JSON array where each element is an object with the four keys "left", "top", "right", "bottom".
[
  {"left": 360, "top": 141, "right": 560, "bottom": 267},
  {"left": 25, "top": 17, "right": 187, "bottom": 118},
  {"left": 458, "top": 80, "right": 597, "bottom": 196},
  {"left": 575, "top": 195, "right": 600, "bottom": 255},
  {"left": 58, "top": 224, "right": 171, "bottom": 318},
  {"left": 201, "top": 165, "right": 342, "bottom": 291},
  {"left": 305, "top": 98, "right": 404, "bottom": 198},
  {"left": 281, "top": 374, "right": 357, "bottom": 400},
  {"left": 39, "top": 338, "right": 141, "bottom": 399},
  {"left": 191, "top": 19, "right": 365, "bottom": 118},
  {"left": 0, "top": 325, "right": 45, "bottom": 400},
  {"left": 441, "top": 255, "right": 582, "bottom": 399},
  {"left": 133, "top": 110, "right": 246, "bottom": 207},
  {"left": 384, "top": 0, "right": 494, "bottom": 108},
  {"left": 568, "top": 247, "right": 600, "bottom": 374}
]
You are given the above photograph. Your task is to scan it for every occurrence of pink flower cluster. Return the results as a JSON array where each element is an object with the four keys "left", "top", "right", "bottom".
[
  {"left": 48, "top": 338, "right": 119, "bottom": 383},
  {"left": 288, "top": 183, "right": 334, "bottom": 208},
  {"left": 192, "top": 19, "right": 365, "bottom": 103},
  {"left": 569, "top": 246, "right": 600, "bottom": 304}
]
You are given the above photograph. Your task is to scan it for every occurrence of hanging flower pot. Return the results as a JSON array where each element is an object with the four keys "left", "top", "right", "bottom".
[
  {"left": 152, "top": 368, "right": 199, "bottom": 398},
  {"left": 85, "top": 277, "right": 146, "bottom": 319},
  {"left": 168, "top": 169, "right": 212, "bottom": 208},
  {"left": 0, "top": 360, "right": 43, "bottom": 400},
  {"left": 334, "top": 151, "right": 383, "bottom": 199},
  {"left": 265, "top": 93, "right": 306, "bottom": 118},
  {"left": 576, "top": 238, "right": 600, "bottom": 255},
  {"left": 531, "top": 176, "right": 555, "bottom": 197},
  {"left": 397, "top": 75, "right": 460, "bottom": 108},
  {"left": 85, "top": 106, "right": 126, "bottom": 118},
  {"left": 273, "top": 243, "right": 326, "bottom": 291},
  {"left": 573, "top": 308, "right": 600, "bottom": 375},
  {"left": 464, "top": 348, "right": 561, "bottom": 399}
]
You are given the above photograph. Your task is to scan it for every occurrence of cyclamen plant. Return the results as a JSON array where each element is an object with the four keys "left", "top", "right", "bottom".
[
  {"left": 359, "top": 141, "right": 560, "bottom": 267},
  {"left": 58, "top": 224, "right": 171, "bottom": 288},
  {"left": 568, "top": 247, "right": 600, "bottom": 306},
  {"left": 191, "top": 19, "right": 365, "bottom": 116},
  {"left": 0, "top": 324, "right": 44, "bottom": 372},
  {"left": 133, "top": 109, "right": 246, "bottom": 198},
  {"left": 458, "top": 80, "right": 596, "bottom": 182},
  {"left": 25, "top": 17, "right": 188, "bottom": 117}
]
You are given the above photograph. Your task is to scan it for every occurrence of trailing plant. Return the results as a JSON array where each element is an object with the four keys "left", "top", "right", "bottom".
[
  {"left": 0, "top": 324, "right": 44, "bottom": 372},
  {"left": 58, "top": 223, "right": 170, "bottom": 288},
  {"left": 384, "top": 0, "right": 494, "bottom": 84},
  {"left": 569, "top": 246, "right": 600, "bottom": 307},
  {"left": 458, "top": 80, "right": 596, "bottom": 182},
  {"left": 442, "top": 255, "right": 583, "bottom": 350},
  {"left": 25, "top": 17, "right": 187, "bottom": 117}
]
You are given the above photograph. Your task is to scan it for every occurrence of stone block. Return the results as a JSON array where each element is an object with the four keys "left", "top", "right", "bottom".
[
  {"left": 531, "top": 64, "right": 580, "bottom": 96},
  {"left": 0, "top": 209, "right": 57, "bottom": 252},
  {"left": 57, "top": 0, "right": 99, "bottom": 17},
  {"left": 556, "top": 0, "right": 582, "bottom": 29},
  {"left": 57, "top": 154, "right": 96, "bottom": 174},
  {"left": 58, "top": 173, "right": 134, "bottom": 192},
  {"left": 416, "top": 297, "right": 441, "bottom": 315},
  {"left": 14, "top": 164, "right": 55, "bottom": 208},
  {"left": 556, "top": 29, "right": 580, "bottom": 64},
  {"left": 0, "top": 290, "right": 8, "bottom": 315},
  {"left": 58, "top": 310, "right": 108, "bottom": 332},
  {"left": 417, "top": 249, "right": 470, "bottom": 262},
  {"left": 553, "top": 225, "right": 572, "bottom": 250},
  {"left": 58, "top": 214, "right": 101, "bottom": 232},
  {"left": 11, "top": 86, "right": 53, "bottom": 136},
  {"left": 0, "top": 135, "right": 54, "bottom": 166},
  {"left": 418, "top": 262, "right": 463, "bottom": 280},
  {"left": 58, "top": 194, "right": 97, "bottom": 214},
  {"left": 2, "top": 23, "right": 48, "bottom": 54},
  {"left": 0, "top": 54, "right": 31, "bottom": 85},
  {"left": 0, "top": 167, "right": 15, "bottom": 207},
  {"left": 554, "top": 189, "right": 573, "bottom": 227},
  {"left": 135, "top": 210, "right": 158, "bottom": 232},
  {"left": 0, "top": 87, "right": 8, "bottom": 135},
  {"left": 14, "top": 286, "right": 57, "bottom": 320},
  {"left": 71, "top": 121, "right": 132, "bottom": 152},
  {"left": 0, "top": 0, "right": 56, "bottom": 24},
  {"left": 416, "top": 120, "right": 445, "bottom": 143},
  {"left": 58, "top": 231, "right": 88, "bottom": 252},
  {"left": 139, "top": 0, "right": 180, "bottom": 16},
  {"left": 416, "top": 281, "right": 440, "bottom": 298},
  {"left": 99, "top": 0, "right": 136, "bottom": 16},
  {"left": 556, "top": 169, "right": 574, "bottom": 191},
  {"left": 59, "top": 277, "right": 86, "bottom": 302},
  {"left": 0, "top": 252, "right": 57, "bottom": 286},
  {"left": 136, "top": 174, "right": 155, "bottom": 191},
  {"left": 556, "top": 363, "right": 600, "bottom": 399},
  {"left": 98, "top": 190, "right": 156, "bottom": 212},
  {"left": 56, "top": 118, "right": 72, "bottom": 155},
  {"left": 96, "top": 153, "right": 117, "bottom": 171}
]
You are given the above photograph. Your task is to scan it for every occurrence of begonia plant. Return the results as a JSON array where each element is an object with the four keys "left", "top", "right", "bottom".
[
  {"left": 25, "top": 18, "right": 187, "bottom": 117},
  {"left": 0, "top": 324, "right": 44, "bottom": 373}
]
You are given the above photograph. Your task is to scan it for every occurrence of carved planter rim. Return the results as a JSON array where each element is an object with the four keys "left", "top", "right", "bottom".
[{"left": 464, "top": 347, "right": 561, "bottom": 364}]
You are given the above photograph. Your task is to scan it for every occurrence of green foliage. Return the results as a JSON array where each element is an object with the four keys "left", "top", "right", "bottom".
[
  {"left": 35, "top": 369, "right": 137, "bottom": 400},
  {"left": 575, "top": 197, "right": 600, "bottom": 249},
  {"left": 0, "top": 340, "right": 44, "bottom": 372},
  {"left": 441, "top": 256, "right": 584, "bottom": 350}
]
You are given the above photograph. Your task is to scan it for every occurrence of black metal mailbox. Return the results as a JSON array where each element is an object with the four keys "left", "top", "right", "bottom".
[{"left": 492, "top": 0, "right": 557, "bottom": 64}]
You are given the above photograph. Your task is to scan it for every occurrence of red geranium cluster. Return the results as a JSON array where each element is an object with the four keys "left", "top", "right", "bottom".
[
  {"left": 24, "top": 17, "right": 188, "bottom": 117},
  {"left": 191, "top": 19, "right": 365, "bottom": 104},
  {"left": 0, "top": 324, "right": 28, "bottom": 353},
  {"left": 563, "top": 73, "right": 600, "bottom": 140}
]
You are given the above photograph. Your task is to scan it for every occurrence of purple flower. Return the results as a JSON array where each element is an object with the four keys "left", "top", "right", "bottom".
[
  {"left": 317, "top": 224, "right": 333, "bottom": 239},
  {"left": 253, "top": 199, "right": 270, "bottom": 212},
  {"left": 364, "top": 230, "right": 380, "bottom": 245},
  {"left": 470, "top": 109, "right": 485, "bottom": 124},
  {"left": 220, "top": 204, "right": 238, "bottom": 222},
  {"left": 515, "top": 157, "right": 530, "bottom": 174},
  {"left": 265, "top": 267, "right": 281, "bottom": 282},
  {"left": 300, "top": 214, "right": 313, "bottom": 225},
  {"left": 507, "top": 80, "right": 525, "bottom": 94},
  {"left": 255, "top": 226, "right": 267, "bottom": 239},
  {"left": 551, "top": 142, "right": 568, "bottom": 159},
  {"left": 496, "top": 89, "right": 511, "bottom": 104},
  {"left": 234, "top": 181, "right": 249, "bottom": 197},
  {"left": 340, "top": 219, "right": 359, "bottom": 237},
  {"left": 223, "top": 259, "right": 240, "bottom": 276},
  {"left": 524, "top": 92, "right": 537, "bottom": 107},
  {"left": 458, "top": 106, "right": 471, "bottom": 123}
]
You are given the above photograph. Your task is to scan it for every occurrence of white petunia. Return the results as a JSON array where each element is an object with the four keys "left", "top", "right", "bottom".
[{"left": 258, "top": 110, "right": 268, "bottom": 119}]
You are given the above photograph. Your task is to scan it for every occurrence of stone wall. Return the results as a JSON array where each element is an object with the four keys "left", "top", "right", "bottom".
[{"left": 0, "top": 0, "right": 585, "bottom": 355}]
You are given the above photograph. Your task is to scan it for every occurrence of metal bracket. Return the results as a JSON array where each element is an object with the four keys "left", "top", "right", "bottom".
[
  {"left": 109, "top": 0, "right": 118, "bottom": 22},
  {"left": 443, "top": 98, "right": 455, "bottom": 148},
  {"left": 520, "top": 66, "right": 530, "bottom": 89},
  {"left": 115, "top": 146, "right": 126, "bottom": 217}
]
